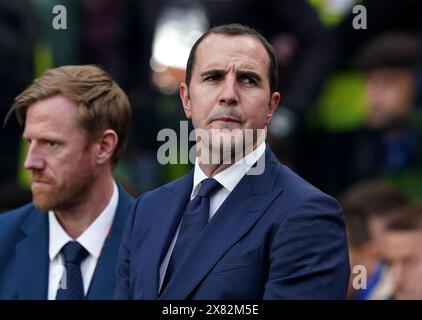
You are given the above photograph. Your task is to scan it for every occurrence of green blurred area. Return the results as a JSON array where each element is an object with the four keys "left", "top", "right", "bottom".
[
  {"left": 308, "top": 71, "right": 367, "bottom": 132},
  {"left": 385, "top": 168, "right": 422, "bottom": 201},
  {"left": 309, "top": 0, "right": 362, "bottom": 26}
]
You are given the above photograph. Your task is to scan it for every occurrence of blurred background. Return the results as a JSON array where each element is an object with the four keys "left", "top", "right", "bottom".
[{"left": 1, "top": 0, "right": 422, "bottom": 299}]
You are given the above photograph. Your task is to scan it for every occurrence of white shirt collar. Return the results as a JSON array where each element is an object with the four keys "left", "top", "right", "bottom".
[
  {"left": 192, "top": 142, "right": 266, "bottom": 198},
  {"left": 49, "top": 181, "right": 119, "bottom": 260}
]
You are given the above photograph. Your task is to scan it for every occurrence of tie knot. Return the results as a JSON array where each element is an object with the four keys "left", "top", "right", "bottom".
[
  {"left": 61, "top": 241, "right": 88, "bottom": 264},
  {"left": 197, "top": 178, "right": 221, "bottom": 198}
]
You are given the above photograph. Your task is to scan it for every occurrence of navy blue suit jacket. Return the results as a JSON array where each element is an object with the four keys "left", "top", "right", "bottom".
[
  {"left": 0, "top": 186, "right": 134, "bottom": 300},
  {"left": 115, "top": 148, "right": 350, "bottom": 299}
]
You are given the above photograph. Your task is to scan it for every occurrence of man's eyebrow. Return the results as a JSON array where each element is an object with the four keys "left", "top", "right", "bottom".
[
  {"left": 200, "top": 69, "right": 262, "bottom": 82},
  {"left": 200, "top": 69, "right": 226, "bottom": 78},
  {"left": 22, "top": 134, "right": 64, "bottom": 142}
]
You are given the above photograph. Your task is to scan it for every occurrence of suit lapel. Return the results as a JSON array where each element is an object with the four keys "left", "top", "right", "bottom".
[
  {"left": 88, "top": 187, "right": 134, "bottom": 299},
  {"left": 160, "top": 149, "right": 283, "bottom": 299},
  {"left": 141, "top": 171, "right": 194, "bottom": 299},
  {"left": 17, "top": 208, "right": 49, "bottom": 299}
]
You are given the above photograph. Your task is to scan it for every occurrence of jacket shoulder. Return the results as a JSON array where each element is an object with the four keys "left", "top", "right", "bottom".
[
  {"left": 274, "top": 163, "right": 341, "bottom": 213},
  {"left": 0, "top": 203, "right": 37, "bottom": 247},
  {"left": 135, "top": 172, "right": 191, "bottom": 202},
  {"left": 0, "top": 203, "right": 36, "bottom": 226}
]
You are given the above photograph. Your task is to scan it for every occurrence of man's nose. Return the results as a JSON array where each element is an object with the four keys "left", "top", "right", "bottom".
[
  {"left": 24, "top": 143, "right": 45, "bottom": 170},
  {"left": 218, "top": 77, "right": 239, "bottom": 106}
]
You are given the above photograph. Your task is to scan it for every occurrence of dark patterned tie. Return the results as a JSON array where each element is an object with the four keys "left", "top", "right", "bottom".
[
  {"left": 56, "top": 241, "right": 89, "bottom": 300},
  {"left": 161, "top": 178, "right": 221, "bottom": 291}
]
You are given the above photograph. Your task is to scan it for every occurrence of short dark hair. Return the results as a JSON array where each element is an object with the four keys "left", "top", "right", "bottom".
[
  {"left": 357, "top": 33, "right": 422, "bottom": 72},
  {"left": 185, "top": 23, "right": 278, "bottom": 94},
  {"left": 339, "top": 180, "right": 408, "bottom": 217},
  {"left": 342, "top": 203, "right": 371, "bottom": 247},
  {"left": 385, "top": 202, "right": 422, "bottom": 232},
  {"left": 340, "top": 180, "right": 408, "bottom": 247}
]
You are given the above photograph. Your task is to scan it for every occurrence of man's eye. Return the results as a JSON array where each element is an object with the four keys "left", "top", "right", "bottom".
[
  {"left": 240, "top": 77, "right": 256, "bottom": 85},
  {"left": 204, "top": 74, "right": 220, "bottom": 82},
  {"left": 46, "top": 141, "right": 58, "bottom": 148}
]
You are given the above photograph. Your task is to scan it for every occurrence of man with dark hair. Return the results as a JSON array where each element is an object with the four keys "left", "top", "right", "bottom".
[
  {"left": 382, "top": 203, "right": 422, "bottom": 299},
  {"left": 350, "top": 33, "right": 422, "bottom": 192},
  {"left": 340, "top": 180, "right": 408, "bottom": 299},
  {"left": 357, "top": 33, "right": 421, "bottom": 131},
  {"left": 115, "top": 24, "right": 349, "bottom": 300},
  {"left": 185, "top": 24, "right": 279, "bottom": 95},
  {"left": 0, "top": 65, "right": 134, "bottom": 300}
]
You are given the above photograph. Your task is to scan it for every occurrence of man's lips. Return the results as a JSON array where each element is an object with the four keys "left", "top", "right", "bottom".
[{"left": 213, "top": 116, "right": 241, "bottom": 122}]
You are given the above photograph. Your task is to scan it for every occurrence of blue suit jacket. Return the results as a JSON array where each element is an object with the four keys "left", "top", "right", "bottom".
[
  {"left": 0, "top": 186, "right": 134, "bottom": 300},
  {"left": 115, "top": 148, "right": 350, "bottom": 299}
]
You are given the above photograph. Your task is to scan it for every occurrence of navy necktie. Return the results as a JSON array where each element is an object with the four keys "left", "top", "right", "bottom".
[
  {"left": 56, "top": 241, "right": 89, "bottom": 300},
  {"left": 162, "top": 178, "right": 221, "bottom": 291}
]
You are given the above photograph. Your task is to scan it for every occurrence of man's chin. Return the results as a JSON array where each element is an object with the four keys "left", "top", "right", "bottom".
[
  {"left": 201, "top": 143, "right": 245, "bottom": 164},
  {"left": 32, "top": 193, "right": 55, "bottom": 211},
  {"left": 33, "top": 201, "right": 52, "bottom": 211}
]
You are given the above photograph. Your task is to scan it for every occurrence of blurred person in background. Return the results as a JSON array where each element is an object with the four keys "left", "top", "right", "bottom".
[
  {"left": 299, "top": 0, "right": 422, "bottom": 197},
  {"left": 382, "top": 203, "right": 422, "bottom": 300},
  {"left": 349, "top": 33, "right": 422, "bottom": 198},
  {"left": 0, "top": 65, "right": 134, "bottom": 300},
  {"left": 315, "top": 32, "right": 422, "bottom": 199},
  {"left": 340, "top": 180, "right": 408, "bottom": 299}
]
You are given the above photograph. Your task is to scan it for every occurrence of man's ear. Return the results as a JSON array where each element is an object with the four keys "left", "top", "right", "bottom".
[
  {"left": 180, "top": 82, "right": 192, "bottom": 119},
  {"left": 96, "top": 129, "right": 118, "bottom": 165},
  {"left": 266, "top": 92, "right": 281, "bottom": 124}
]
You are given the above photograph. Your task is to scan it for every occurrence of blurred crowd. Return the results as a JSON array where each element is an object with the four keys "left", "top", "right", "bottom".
[{"left": 1, "top": 0, "right": 422, "bottom": 299}]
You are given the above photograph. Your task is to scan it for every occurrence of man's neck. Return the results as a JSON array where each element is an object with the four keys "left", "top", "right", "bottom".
[
  {"left": 54, "top": 175, "right": 114, "bottom": 239},
  {"left": 198, "top": 162, "right": 230, "bottom": 178},
  {"left": 198, "top": 140, "right": 263, "bottom": 177}
]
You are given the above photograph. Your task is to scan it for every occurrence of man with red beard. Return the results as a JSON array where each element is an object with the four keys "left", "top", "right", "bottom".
[{"left": 0, "top": 65, "right": 134, "bottom": 300}]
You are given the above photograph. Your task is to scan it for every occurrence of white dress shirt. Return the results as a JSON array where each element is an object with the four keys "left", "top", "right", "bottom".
[
  {"left": 47, "top": 181, "right": 119, "bottom": 300},
  {"left": 158, "top": 142, "right": 266, "bottom": 291}
]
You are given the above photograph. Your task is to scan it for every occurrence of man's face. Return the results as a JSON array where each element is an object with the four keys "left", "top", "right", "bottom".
[
  {"left": 382, "top": 230, "right": 422, "bottom": 299},
  {"left": 365, "top": 68, "right": 415, "bottom": 129},
  {"left": 180, "top": 34, "right": 280, "bottom": 161},
  {"left": 23, "top": 95, "right": 98, "bottom": 211}
]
